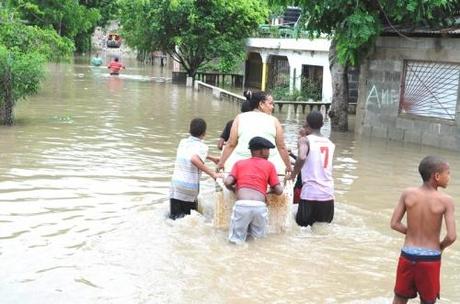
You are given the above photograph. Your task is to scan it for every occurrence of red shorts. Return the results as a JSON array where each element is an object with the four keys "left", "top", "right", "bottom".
[{"left": 394, "top": 252, "right": 441, "bottom": 303}]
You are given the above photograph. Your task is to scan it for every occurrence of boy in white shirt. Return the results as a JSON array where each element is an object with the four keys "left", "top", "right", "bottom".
[
  {"left": 291, "top": 111, "right": 335, "bottom": 227},
  {"left": 169, "top": 118, "right": 221, "bottom": 219}
]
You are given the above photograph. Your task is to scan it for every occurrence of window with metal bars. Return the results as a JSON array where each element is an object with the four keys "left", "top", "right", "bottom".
[{"left": 400, "top": 60, "right": 460, "bottom": 120}]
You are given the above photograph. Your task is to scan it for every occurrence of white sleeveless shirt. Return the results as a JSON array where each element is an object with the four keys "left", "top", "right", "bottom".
[
  {"left": 300, "top": 134, "right": 335, "bottom": 201},
  {"left": 225, "top": 111, "right": 285, "bottom": 174}
]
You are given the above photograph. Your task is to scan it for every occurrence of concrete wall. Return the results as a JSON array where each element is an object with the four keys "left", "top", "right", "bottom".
[{"left": 355, "top": 36, "right": 460, "bottom": 150}]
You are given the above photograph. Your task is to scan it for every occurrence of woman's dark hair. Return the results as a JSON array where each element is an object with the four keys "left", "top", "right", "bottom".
[
  {"left": 243, "top": 90, "right": 269, "bottom": 110},
  {"left": 240, "top": 100, "right": 251, "bottom": 113},
  {"left": 189, "top": 118, "right": 207, "bottom": 137}
]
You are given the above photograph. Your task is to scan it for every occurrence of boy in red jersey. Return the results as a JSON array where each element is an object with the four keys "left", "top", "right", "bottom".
[
  {"left": 224, "top": 136, "right": 283, "bottom": 244},
  {"left": 391, "top": 156, "right": 456, "bottom": 304}
]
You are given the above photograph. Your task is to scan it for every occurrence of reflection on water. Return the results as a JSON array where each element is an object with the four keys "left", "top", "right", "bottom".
[{"left": 0, "top": 58, "right": 459, "bottom": 303}]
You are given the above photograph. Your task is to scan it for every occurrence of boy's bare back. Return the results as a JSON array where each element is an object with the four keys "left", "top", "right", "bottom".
[{"left": 398, "top": 186, "right": 454, "bottom": 250}]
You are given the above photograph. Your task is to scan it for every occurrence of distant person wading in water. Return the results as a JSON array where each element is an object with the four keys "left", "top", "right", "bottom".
[
  {"left": 107, "top": 57, "right": 125, "bottom": 76},
  {"left": 90, "top": 53, "right": 103, "bottom": 66}
]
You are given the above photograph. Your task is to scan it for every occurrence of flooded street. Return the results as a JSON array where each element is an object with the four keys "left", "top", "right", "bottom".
[{"left": 0, "top": 58, "right": 459, "bottom": 303}]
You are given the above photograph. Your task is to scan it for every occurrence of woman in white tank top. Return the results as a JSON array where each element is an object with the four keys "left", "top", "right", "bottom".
[{"left": 217, "top": 91, "right": 292, "bottom": 175}]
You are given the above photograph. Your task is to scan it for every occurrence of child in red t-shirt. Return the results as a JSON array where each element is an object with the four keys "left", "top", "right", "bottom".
[{"left": 224, "top": 136, "right": 284, "bottom": 244}]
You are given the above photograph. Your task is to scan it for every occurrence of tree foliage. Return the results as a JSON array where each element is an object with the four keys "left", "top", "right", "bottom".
[
  {"left": 118, "top": 0, "right": 268, "bottom": 77},
  {"left": 8, "top": 0, "right": 100, "bottom": 36},
  {"left": 6, "top": 0, "right": 120, "bottom": 53},
  {"left": 275, "top": 0, "right": 460, "bottom": 66},
  {"left": 0, "top": 0, "right": 120, "bottom": 125},
  {"left": 0, "top": 0, "right": 122, "bottom": 124},
  {"left": 0, "top": 46, "right": 45, "bottom": 103},
  {"left": 77, "top": 0, "right": 120, "bottom": 27},
  {"left": 0, "top": 21, "right": 74, "bottom": 62},
  {"left": 0, "top": 7, "right": 74, "bottom": 125}
]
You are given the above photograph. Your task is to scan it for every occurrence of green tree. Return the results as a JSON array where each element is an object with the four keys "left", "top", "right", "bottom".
[
  {"left": 0, "top": 10, "right": 74, "bottom": 125},
  {"left": 78, "top": 0, "right": 120, "bottom": 27},
  {"left": 271, "top": 0, "right": 459, "bottom": 131},
  {"left": 8, "top": 0, "right": 101, "bottom": 53},
  {"left": 118, "top": 0, "right": 268, "bottom": 78}
]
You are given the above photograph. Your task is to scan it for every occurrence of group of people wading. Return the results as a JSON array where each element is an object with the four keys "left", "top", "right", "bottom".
[
  {"left": 168, "top": 89, "right": 457, "bottom": 304},
  {"left": 169, "top": 90, "right": 336, "bottom": 238}
]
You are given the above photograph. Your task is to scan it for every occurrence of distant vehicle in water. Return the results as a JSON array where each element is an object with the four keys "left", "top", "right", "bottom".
[{"left": 107, "top": 33, "right": 122, "bottom": 48}]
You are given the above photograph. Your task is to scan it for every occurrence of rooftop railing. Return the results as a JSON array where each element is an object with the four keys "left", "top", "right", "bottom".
[{"left": 255, "top": 24, "right": 310, "bottom": 39}]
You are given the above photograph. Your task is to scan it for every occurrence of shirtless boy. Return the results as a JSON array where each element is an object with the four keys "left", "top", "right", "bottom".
[
  {"left": 391, "top": 155, "right": 456, "bottom": 304},
  {"left": 224, "top": 136, "right": 283, "bottom": 243}
]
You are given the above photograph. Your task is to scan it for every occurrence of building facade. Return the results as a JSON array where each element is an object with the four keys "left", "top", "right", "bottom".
[
  {"left": 355, "top": 33, "right": 460, "bottom": 150},
  {"left": 245, "top": 38, "right": 333, "bottom": 102}
]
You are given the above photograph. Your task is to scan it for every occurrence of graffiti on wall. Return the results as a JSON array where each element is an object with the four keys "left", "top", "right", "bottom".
[{"left": 366, "top": 84, "right": 399, "bottom": 109}]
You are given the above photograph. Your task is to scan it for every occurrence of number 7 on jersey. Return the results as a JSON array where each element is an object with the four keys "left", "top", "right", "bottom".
[{"left": 320, "top": 146, "right": 329, "bottom": 168}]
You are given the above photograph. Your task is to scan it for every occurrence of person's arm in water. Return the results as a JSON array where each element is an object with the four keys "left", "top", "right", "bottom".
[
  {"left": 274, "top": 118, "right": 292, "bottom": 175},
  {"left": 224, "top": 175, "right": 236, "bottom": 192},
  {"left": 191, "top": 155, "right": 221, "bottom": 180},
  {"left": 390, "top": 190, "right": 408, "bottom": 235},
  {"left": 218, "top": 116, "right": 239, "bottom": 170},
  {"left": 440, "top": 196, "right": 456, "bottom": 251}
]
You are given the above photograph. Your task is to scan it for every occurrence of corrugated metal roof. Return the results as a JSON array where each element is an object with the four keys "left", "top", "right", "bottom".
[
  {"left": 382, "top": 17, "right": 460, "bottom": 37},
  {"left": 383, "top": 25, "right": 460, "bottom": 37}
]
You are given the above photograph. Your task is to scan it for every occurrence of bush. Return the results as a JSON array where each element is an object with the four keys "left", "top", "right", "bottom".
[
  {"left": 271, "top": 85, "right": 290, "bottom": 100},
  {"left": 271, "top": 77, "right": 322, "bottom": 101},
  {"left": 301, "top": 77, "right": 322, "bottom": 101}
]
